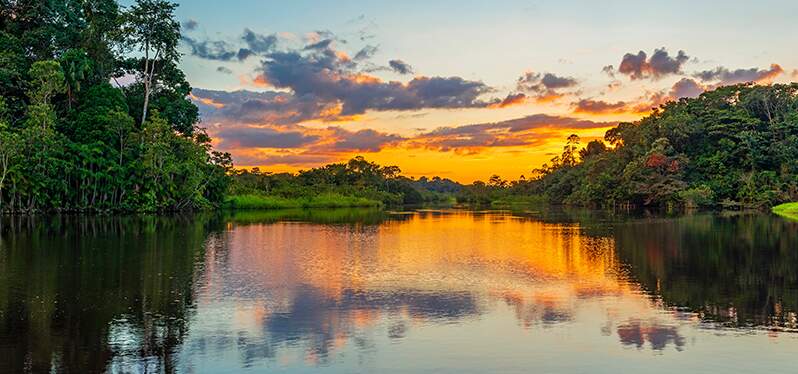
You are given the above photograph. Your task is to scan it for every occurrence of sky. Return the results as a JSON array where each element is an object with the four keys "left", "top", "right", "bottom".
[{"left": 165, "top": 0, "right": 798, "bottom": 182}]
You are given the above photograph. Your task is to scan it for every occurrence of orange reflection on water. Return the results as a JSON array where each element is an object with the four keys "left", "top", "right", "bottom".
[
  {"left": 194, "top": 210, "right": 682, "bottom": 360},
  {"left": 220, "top": 212, "right": 637, "bottom": 302}
]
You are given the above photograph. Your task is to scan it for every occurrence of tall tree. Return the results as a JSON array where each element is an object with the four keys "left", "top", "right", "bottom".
[
  {"left": 59, "top": 49, "right": 93, "bottom": 109},
  {"left": 121, "top": 0, "right": 180, "bottom": 125}
]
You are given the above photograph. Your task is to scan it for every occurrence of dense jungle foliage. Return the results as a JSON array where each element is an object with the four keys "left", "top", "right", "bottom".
[
  {"left": 0, "top": 0, "right": 232, "bottom": 212},
  {"left": 458, "top": 84, "right": 798, "bottom": 209}
]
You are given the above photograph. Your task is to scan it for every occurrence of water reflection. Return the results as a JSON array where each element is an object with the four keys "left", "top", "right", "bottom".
[
  {"left": 0, "top": 215, "right": 222, "bottom": 373},
  {"left": 0, "top": 209, "right": 797, "bottom": 372},
  {"left": 613, "top": 213, "right": 798, "bottom": 331}
]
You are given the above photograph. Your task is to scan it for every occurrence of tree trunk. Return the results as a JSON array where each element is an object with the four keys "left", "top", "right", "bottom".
[{"left": 142, "top": 82, "right": 151, "bottom": 124}]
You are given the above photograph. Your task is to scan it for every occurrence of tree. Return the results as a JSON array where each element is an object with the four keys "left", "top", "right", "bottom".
[
  {"left": 59, "top": 49, "right": 93, "bottom": 109},
  {"left": 579, "top": 140, "right": 607, "bottom": 160},
  {"left": 0, "top": 100, "right": 18, "bottom": 209},
  {"left": 488, "top": 174, "right": 507, "bottom": 188},
  {"left": 561, "top": 134, "right": 580, "bottom": 167},
  {"left": 27, "top": 60, "right": 66, "bottom": 107},
  {"left": 121, "top": 0, "right": 181, "bottom": 125}
]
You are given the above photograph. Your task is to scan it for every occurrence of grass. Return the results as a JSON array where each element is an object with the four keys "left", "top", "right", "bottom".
[
  {"left": 224, "top": 193, "right": 382, "bottom": 210},
  {"left": 772, "top": 202, "right": 798, "bottom": 221},
  {"left": 225, "top": 208, "right": 387, "bottom": 224},
  {"left": 490, "top": 195, "right": 547, "bottom": 208}
]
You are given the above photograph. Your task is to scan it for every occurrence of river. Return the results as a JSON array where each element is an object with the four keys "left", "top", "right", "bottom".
[{"left": 1, "top": 208, "right": 796, "bottom": 373}]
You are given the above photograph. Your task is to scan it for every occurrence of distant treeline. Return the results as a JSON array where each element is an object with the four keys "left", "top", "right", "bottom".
[
  {"left": 228, "top": 156, "right": 461, "bottom": 208},
  {"left": 459, "top": 84, "right": 798, "bottom": 209},
  {"left": 0, "top": 0, "right": 231, "bottom": 213}
]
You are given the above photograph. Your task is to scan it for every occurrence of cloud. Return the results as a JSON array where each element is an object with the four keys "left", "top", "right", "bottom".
[
  {"left": 573, "top": 76, "right": 715, "bottom": 116},
  {"left": 242, "top": 28, "right": 278, "bottom": 54},
  {"left": 411, "top": 114, "right": 616, "bottom": 152},
  {"left": 257, "top": 45, "right": 495, "bottom": 117},
  {"left": 181, "top": 29, "right": 278, "bottom": 62},
  {"left": 180, "top": 35, "right": 243, "bottom": 61},
  {"left": 694, "top": 64, "right": 784, "bottom": 85},
  {"left": 189, "top": 29, "right": 500, "bottom": 121},
  {"left": 601, "top": 65, "right": 615, "bottom": 78},
  {"left": 574, "top": 76, "right": 713, "bottom": 116},
  {"left": 354, "top": 45, "right": 378, "bottom": 60},
  {"left": 572, "top": 99, "right": 629, "bottom": 115},
  {"left": 518, "top": 72, "right": 578, "bottom": 91},
  {"left": 238, "top": 152, "right": 336, "bottom": 166},
  {"left": 668, "top": 78, "right": 704, "bottom": 99},
  {"left": 304, "top": 38, "right": 334, "bottom": 50},
  {"left": 573, "top": 91, "right": 671, "bottom": 115},
  {"left": 193, "top": 88, "right": 616, "bottom": 162},
  {"left": 182, "top": 19, "right": 198, "bottom": 31},
  {"left": 489, "top": 93, "right": 527, "bottom": 108},
  {"left": 192, "top": 88, "right": 348, "bottom": 126},
  {"left": 617, "top": 48, "right": 690, "bottom": 80},
  {"left": 388, "top": 59, "right": 414, "bottom": 75},
  {"left": 216, "top": 126, "right": 320, "bottom": 148},
  {"left": 516, "top": 72, "right": 578, "bottom": 102},
  {"left": 217, "top": 66, "right": 233, "bottom": 74},
  {"left": 606, "top": 80, "right": 622, "bottom": 92},
  {"left": 328, "top": 128, "right": 405, "bottom": 151}
]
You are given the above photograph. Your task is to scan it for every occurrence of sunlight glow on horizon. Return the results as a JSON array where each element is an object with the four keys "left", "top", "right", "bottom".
[{"left": 176, "top": 0, "right": 798, "bottom": 181}]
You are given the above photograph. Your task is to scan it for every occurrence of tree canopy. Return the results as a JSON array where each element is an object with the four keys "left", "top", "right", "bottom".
[{"left": 0, "top": 0, "right": 231, "bottom": 212}]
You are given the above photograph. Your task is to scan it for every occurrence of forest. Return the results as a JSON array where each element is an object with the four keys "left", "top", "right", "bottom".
[
  {"left": 0, "top": 0, "right": 231, "bottom": 212},
  {"left": 459, "top": 83, "right": 798, "bottom": 209}
]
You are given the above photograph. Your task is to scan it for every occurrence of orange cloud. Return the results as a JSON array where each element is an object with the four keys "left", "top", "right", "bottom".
[
  {"left": 694, "top": 63, "right": 784, "bottom": 85},
  {"left": 758, "top": 64, "right": 784, "bottom": 83},
  {"left": 352, "top": 73, "right": 381, "bottom": 84},
  {"left": 408, "top": 114, "right": 616, "bottom": 153},
  {"left": 489, "top": 93, "right": 527, "bottom": 109},
  {"left": 335, "top": 50, "right": 352, "bottom": 62},
  {"left": 237, "top": 74, "right": 271, "bottom": 88},
  {"left": 253, "top": 75, "right": 270, "bottom": 87},
  {"left": 188, "top": 93, "right": 225, "bottom": 109},
  {"left": 533, "top": 92, "right": 565, "bottom": 103}
]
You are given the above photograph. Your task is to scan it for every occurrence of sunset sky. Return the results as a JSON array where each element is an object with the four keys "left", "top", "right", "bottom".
[{"left": 169, "top": 0, "right": 798, "bottom": 182}]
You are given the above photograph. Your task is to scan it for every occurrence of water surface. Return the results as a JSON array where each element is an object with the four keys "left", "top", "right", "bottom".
[{"left": 1, "top": 209, "right": 797, "bottom": 373}]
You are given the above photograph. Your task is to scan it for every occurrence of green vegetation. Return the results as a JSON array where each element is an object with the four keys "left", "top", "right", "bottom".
[
  {"left": 225, "top": 193, "right": 380, "bottom": 209},
  {"left": 225, "top": 207, "right": 389, "bottom": 225},
  {"left": 228, "top": 156, "right": 460, "bottom": 208},
  {"left": 773, "top": 202, "right": 798, "bottom": 221},
  {"left": 462, "top": 84, "right": 798, "bottom": 209},
  {"left": 455, "top": 175, "right": 541, "bottom": 206},
  {"left": 0, "top": 0, "right": 231, "bottom": 213}
]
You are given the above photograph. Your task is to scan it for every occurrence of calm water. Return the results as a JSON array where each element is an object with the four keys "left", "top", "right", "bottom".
[{"left": 1, "top": 209, "right": 797, "bottom": 373}]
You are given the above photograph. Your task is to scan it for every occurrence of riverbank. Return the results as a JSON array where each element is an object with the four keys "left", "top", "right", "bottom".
[
  {"left": 224, "top": 193, "right": 382, "bottom": 210},
  {"left": 772, "top": 202, "right": 798, "bottom": 221}
]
